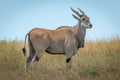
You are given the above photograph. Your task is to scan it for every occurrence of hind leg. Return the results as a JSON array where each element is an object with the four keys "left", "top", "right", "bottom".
[
  {"left": 33, "top": 49, "right": 44, "bottom": 69},
  {"left": 26, "top": 51, "right": 35, "bottom": 72},
  {"left": 33, "top": 52, "right": 43, "bottom": 65}
]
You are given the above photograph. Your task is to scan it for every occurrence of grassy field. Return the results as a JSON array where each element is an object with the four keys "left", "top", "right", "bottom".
[{"left": 0, "top": 38, "right": 120, "bottom": 80}]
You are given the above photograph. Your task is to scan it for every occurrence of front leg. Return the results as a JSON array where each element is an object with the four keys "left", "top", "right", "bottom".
[
  {"left": 66, "top": 57, "right": 72, "bottom": 69},
  {"left": 65, "top": 51, "right": 73, "bottom": 69}
]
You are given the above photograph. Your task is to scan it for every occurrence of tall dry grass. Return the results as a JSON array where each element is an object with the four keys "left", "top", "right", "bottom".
[{"left": 0, "top": 37, "right": 120, "bottom": 80}]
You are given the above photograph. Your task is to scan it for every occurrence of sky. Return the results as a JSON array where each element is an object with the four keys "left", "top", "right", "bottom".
[{"left": 0, "top": 0, "right": 120, "bottom": 40}]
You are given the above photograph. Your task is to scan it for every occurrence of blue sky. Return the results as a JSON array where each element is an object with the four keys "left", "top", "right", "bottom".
[{"left": 0, "top": 0, "right": 120, "bottom": 40}]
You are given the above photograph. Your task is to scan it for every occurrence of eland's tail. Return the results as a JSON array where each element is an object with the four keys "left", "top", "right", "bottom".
[{"left": 22, "top": 33, "right": 29, "bottom": 56}]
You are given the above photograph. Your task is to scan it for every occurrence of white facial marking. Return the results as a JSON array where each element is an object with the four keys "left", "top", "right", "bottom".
[{"left": 81, "top": 18, "right": 92, "bottom": 29}]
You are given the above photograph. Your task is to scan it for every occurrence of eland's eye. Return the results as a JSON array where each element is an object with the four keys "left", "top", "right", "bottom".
[{"left": 82, "top": 18, "right": 85, "bottom": 21}]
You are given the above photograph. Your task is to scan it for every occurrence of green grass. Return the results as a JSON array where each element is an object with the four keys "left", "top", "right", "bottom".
[{"left": 0, "top": 38, "right": 120, "bottom": 80}]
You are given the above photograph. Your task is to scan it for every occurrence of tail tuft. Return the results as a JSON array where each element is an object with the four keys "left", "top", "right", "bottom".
[{"left": 22, "top": 47, "right": 26, "bottom": 56}]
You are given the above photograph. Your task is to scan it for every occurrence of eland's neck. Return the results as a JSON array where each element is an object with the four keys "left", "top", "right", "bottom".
[{"left": 73, "top": 22, "right": 86, "bottom": 42}]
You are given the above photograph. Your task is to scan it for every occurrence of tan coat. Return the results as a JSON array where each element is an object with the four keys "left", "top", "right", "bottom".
[{"left": 29, "top": 27, "right": 78, "bottom": 55}]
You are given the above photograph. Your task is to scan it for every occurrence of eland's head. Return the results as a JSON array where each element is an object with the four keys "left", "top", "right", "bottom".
[{"left": 71, "top": 7, "right": 92, "bottom": 29}]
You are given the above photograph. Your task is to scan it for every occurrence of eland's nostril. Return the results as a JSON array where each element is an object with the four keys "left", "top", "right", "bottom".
[{"left": 90, "top": 24, "right": 92, "bottom": 27}]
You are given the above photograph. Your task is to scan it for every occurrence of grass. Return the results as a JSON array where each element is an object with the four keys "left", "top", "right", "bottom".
[{"left": 0, "top": 37, "right": 120, "bottom": 80}]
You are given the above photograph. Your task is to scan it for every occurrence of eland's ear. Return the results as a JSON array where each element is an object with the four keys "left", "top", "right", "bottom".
[{"left": 72, "top": 14, "right": 80, "bottom": 21}]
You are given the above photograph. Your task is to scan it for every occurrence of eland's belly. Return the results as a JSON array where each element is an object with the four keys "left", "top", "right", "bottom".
[{"left": 45, "top": 44, "right": 65, "bottom": 54}]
